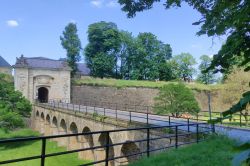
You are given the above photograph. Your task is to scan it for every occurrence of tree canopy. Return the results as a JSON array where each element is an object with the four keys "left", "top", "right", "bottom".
[
  {"left": 171, "top": 53, "right": 196, "bottom": 82},
  {"left": 197, "top": 55, "right": 216, "bottom": 84},
  {"left": 84, "top": 22, "right": 173, "bottom": 80},
  {"left": 84, "top": 21, "right": 121, "bottom": 78},
  {"left": 60, "top": 23, "right": 82, "bottom": 77}
]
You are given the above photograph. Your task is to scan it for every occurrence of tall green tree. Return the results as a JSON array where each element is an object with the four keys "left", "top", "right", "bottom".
[
  {"left": 154, "top": 83, "right": 200, "bottom": 117},
  {"left": 197, "top": 55, "right": 216, "bottom": 84},
  {"left": 118, "top": 31, "right": 136, "bottom": 79},
  {"left": 171, "top": 53, "right": 197, "bottom": 82},
  {"left": 126, "top": 32, "right": 172, "bottom": 80},
  {"left": 60, "top": 23, "right": 82, "bottom": 77},
  {"left": 84, "top": 21, "right": 121, "bottom": 78}
]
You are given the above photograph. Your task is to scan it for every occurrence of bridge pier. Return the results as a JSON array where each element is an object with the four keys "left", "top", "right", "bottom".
[
  {"left": 40, "top": 112, "right": 45, "bottom": 135},
  {"left": 45, "top": 115, "right": 51, "bottom": 136}
]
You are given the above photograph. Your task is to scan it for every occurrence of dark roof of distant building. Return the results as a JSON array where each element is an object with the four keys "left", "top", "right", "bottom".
[
  {"left": 77, "top": 63, "right": 90, "bottom": 76},
  {"left": 14, "top": 55, "right": 71, "bottom": 71},
  {"left": 0, "top": 56, "right": 11, "bottom": 68}
]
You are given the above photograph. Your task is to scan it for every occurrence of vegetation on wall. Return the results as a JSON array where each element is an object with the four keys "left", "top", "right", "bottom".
[
  {"left": 73, "top": 77, "right": 223, "bottom": 91},
  {"left": 0, "top": 73, "right": 31, "bottom": 131}
]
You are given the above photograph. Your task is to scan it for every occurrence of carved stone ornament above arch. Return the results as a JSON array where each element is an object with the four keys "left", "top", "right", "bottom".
[{"left": 34, "top": 75, "right": 54, "bottom": 85}]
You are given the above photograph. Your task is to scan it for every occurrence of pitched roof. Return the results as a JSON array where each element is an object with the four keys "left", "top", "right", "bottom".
[
  {"left": 14, "top": 56, "right": 71, "bottom": 71},
  {"left": 77, "top": 63, "right": 90, "bottom": 75},
  {"left": 0, "top": 56, "right": 11, "bottom": 67}
]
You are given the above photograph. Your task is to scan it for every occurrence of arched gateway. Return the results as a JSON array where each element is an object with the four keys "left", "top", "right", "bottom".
[{"left": 38, "top": 87, "right": 49, "bottom": 103}]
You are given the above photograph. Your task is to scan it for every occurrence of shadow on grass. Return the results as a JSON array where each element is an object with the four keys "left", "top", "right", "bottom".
[{"left": 0, "top": 140, "right": 38, "bottom": 150}]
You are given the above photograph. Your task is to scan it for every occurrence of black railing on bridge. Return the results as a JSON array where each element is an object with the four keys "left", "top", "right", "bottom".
[
  {"left": 0, "top": 123, "right": 212, "bottom": 166},
  {"left": 40, "top": 100, "right": 215, "bottom": 133},
  {"left": 50, "top": 99, "right": 250, "bottom": 128}
]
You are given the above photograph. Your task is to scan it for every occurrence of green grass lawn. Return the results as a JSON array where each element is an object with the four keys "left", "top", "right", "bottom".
[
  {"left": 73, "top": 77, "right": 224, "bottom": 91},
  {"left": 0, "top": 129, "right": 90, "bottom": 166},
  {"left": 129, "top": 135, "right": 236, "bottom": 166}
]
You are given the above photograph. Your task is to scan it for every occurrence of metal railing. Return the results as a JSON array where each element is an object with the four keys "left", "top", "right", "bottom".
[
  {"left": 0, "top": 123, "right": 212, "bottom": 166},
  {"left": 42, "top": 100, "right": 214, "bottom": 133},
  {"left": 51, "top": 98, "right": 249, "bottom": 128}
]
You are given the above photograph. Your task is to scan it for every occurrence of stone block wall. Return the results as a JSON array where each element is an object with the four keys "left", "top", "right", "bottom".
[{"left": 72, "top": 85, "right": 230, "bottom": 113}]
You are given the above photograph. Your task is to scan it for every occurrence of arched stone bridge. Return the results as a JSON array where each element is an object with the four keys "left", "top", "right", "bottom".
[{"left": 31, "top": 104, "right": 173, "bottom": 166}]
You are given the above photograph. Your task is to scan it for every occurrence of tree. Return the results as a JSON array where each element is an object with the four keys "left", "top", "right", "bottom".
[
  {"left": 158, "top": 60, "right": 178, "bottom": 81},
  {"left": 154, "top": 83, "right": 200, "bottom": 117},
  {"left": 171, "top": 53, "right": 197, "bottom": 82},
  {"left": 118, "top": 0, "right": 250, "bottom": 72},
  {"left": 60, "top": 23, "right": 82, "bottom": 77},
  {"left": 84, "top": 21, "right": 121, "bottom": 78},
  {"left": 197, "top": 55, "right": 216, "bottom": 84},
  {"left": 118, "top": 31, "right": 136, "bottom": 79},
  {"left": 0, "top": 73, "right": 31, "bottom": 131},
  {"left": 121, "top": 32, "right": 172, "bottom": 80}
]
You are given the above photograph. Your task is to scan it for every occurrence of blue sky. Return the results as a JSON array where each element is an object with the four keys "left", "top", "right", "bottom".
[{"left": 0, "top": 0, "right": 225, "bottom": 65}]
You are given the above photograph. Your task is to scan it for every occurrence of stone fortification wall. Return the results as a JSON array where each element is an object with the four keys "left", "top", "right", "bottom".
[{"left": 72, "top": 85, "right": 229, "bottom": 113}]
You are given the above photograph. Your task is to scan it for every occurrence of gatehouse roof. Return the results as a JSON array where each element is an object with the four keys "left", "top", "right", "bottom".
[
  {"left": 14, "top": 55, "right": 71, "bottom": 71},
  {"left": 0, "top": 56, "right": 11, "bottom": 68}
]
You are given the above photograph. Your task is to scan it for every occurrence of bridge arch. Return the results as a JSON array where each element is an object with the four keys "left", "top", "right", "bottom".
[
  {"left": 120, "top": 141, "right": 140, "bottom": 164},
  {"left": 97, "top": 133, "right": 115, "bottom": 166},
  {"left": 36, "top": 111, "right": 39, "bottom": 119},
  {"left": 79, "top": 126, "right": 94, "bottom": 160},
  {"left": 57, "top": 119, "right": 67, "bottom": 147},
  {"left": 69, "top": 122, "right": 79, "bottom": 150},
  {"left": 41, "top": 112, "right": 45, "bottom": 121},
  {"left": 59, "top": 119, "right": 67, "bottom": 133}
]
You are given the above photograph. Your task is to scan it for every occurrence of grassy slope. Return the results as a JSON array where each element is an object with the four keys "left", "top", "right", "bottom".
[
  {"left": 0, "top": 129, "right": 89, "bottom": 166},
  {"left": 73, "top": 77, "right": 224, "bottom": 91},
  {"left": 129, "top": 135, "right": 236, "bottom": 166}
]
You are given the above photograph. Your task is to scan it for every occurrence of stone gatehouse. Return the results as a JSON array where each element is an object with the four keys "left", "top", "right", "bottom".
[{"left": 14, "top": 55, "right": 71, "bottom": 103}]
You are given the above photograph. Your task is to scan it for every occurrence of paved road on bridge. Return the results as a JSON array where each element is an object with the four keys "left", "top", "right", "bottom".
[{"left": 46, "top": 102, "right": 250, "bottom": 142}]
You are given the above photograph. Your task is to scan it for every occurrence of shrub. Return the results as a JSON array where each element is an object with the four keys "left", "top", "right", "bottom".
[{"left": 154, "top": 83, "right": 200, "bottom": 117}]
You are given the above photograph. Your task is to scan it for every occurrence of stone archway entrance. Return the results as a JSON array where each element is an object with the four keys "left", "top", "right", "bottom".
[{"left": 38, "top": 87, "right": 49, "bottom": 103}]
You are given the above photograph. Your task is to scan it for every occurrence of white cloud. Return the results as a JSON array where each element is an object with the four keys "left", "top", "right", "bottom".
[
  {"left": 90, "top": 0, "right": 103, "bottom": 8},
  {"left": 106, "top": 0, "right": 118, "bottom": 8},
  {"left": 6, "top": 20, "right": 19, "bottom": 27},
  {"left": 90, "top": 0, "right": 118, "bottom": 8},
  {"left": 69, "top": 19, "right": 76, "bottom": 24},
  {"left": 191, "top": 44, "right": 202, "bottom": 49}
]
